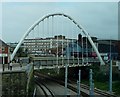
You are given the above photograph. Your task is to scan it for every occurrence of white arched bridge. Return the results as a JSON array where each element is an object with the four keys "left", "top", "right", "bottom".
[{"left": 11, "top": 13, "right": 105, "bottom": 66}]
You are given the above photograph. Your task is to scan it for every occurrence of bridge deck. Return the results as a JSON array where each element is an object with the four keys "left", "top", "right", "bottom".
[{"left": 32, "top": 57, "right": 100, "bottom": 66}]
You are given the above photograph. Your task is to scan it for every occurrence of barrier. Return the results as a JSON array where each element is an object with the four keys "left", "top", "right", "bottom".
[
  {"left": 1, "top": 63, "right": 34, "bottom": 97},
  {"left": 1, "top": 70, "right": 27, "bottom": 97},
  {"left": 26, "top": 63, "right": 34, "bottom": 97}
]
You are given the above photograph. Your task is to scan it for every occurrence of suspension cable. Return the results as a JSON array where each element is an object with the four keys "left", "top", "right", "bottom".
[
  {"left": 61, "top": 17, "right": 64, "bottom": 67},
  {"left": 82, "top": 35, "right": 84, "bottom": 65},
  {"left": 72, "top": 22, "right": 74, "bottom": 66},
  {"left": 77, "top": 33, "right": 79, "bottom": 66},
  {"left": 86, "top": 36, "right": 88, "bottom": 64}
]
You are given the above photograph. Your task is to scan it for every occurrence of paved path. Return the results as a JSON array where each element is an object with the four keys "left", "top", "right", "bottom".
[{"left": 0, "top": 63, "right": 27, "bottom": 72}]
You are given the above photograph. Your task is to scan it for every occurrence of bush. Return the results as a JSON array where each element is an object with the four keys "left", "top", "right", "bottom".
[
  {"left": 95, "top": 71, "right": 109, "bottom": 82},
  {"left": 113, "top": 81, "right": 120, "bottom": 95}
]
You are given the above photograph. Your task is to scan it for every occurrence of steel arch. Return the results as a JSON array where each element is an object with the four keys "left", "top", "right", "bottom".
[{"left": 11, "top": 13, "right": 105, "bottom": 65}]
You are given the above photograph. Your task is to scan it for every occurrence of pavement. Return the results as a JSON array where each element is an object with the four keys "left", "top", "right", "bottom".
[{"left": 0, "top": 63, "right": 27, "bottom": 72}]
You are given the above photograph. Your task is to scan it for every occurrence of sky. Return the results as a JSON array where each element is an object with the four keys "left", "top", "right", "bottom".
[{"left": 0, "top": 1, "right": 119, "bottom": 43}]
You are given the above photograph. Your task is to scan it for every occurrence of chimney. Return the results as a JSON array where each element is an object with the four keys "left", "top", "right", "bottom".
[{"left": 78, "top": 34, "right": 82, "bottom": 42}]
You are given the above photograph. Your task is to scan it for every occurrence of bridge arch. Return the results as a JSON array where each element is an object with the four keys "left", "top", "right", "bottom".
[{"left": 11, "top": 13, "right": 105, "bottom": 65}]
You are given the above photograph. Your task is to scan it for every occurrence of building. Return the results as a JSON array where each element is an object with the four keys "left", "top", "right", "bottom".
[
  {"left": 98, "top": 40, "right": 119, "bottom": 60},
  {"left": 64, "top": 34, "right": 98, "bottom": 58},
  {"left": 63, "top": 42, "right": 82, "bottom": 57},
  {"left": 7, "top": 42, "right": 26, "bottom": 58},
  {"left": 23, "top": 35, "right": 76, "bottom": 56},
  {"left": 0, "top": 39, "right": 9, "bottom": 64},
  {"left": 7, "top": 42, "right": 18, "bottom": 53},
  {"left": 78, "top": 34, "right": 98, "bottom": 57}
]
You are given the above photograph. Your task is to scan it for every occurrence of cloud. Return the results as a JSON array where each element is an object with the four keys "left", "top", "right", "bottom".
[
  {"left": 1, "top": 0, "right": 120, "bottom": 2},
  {"left": 2, "top": 2, "right": 118, "bottom": 42}
]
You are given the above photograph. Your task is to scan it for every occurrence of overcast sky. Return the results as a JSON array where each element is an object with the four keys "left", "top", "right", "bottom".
[{"left": 1, "top": 1, "right": 118, "bottom": 42}]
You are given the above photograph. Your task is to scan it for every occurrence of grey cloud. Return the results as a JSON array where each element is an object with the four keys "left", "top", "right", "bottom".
[{"left": 2, "top": 2, "right": 118, "bottom": 42}]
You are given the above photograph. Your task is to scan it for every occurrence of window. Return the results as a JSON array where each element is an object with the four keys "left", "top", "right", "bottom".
[{"left": 2, "top": 47, "right": 5, "bottom": 52}]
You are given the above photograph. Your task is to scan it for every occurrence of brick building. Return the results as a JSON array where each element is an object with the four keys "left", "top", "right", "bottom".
[
  {"left": 98, "top": 40, "right": 119, "bottom": 60},
  {"left": 0, "top": 39, "right": 9, "bottom": 64}
]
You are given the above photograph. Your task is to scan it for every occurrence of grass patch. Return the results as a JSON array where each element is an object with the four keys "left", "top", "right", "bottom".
[
  {"left": 81, "top": 80, "right": 108, "bottom": 90},
  {"left": 94, "top": 81, "right": 108, "bottom": 91},
  {"left": 94, "top": 81, "right": 120, "bottom": 96},
  {"left": 112, "top": 81, "right": 120, "bottom": 96},
  {"left": 81, "top": 80, "right": 89, "bottom": 85},
  {"left": 81, "top": 80, "right": 120, "bottom": 96}
]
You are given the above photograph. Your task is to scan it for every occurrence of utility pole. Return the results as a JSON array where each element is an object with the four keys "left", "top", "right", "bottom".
[
  {"left": 109, "top": 40, "right": 112, "bottom": 93},
  {"left": 77, "top": 70, "right": 81, "bottom": 97},
  {"left": 65, "top": 64, "right": 68, "bottom": 97}
]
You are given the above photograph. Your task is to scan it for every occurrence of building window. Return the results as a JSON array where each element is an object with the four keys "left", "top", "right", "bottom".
[{"left": 2, "top": 47, "right": 5, "bottom": 52}]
